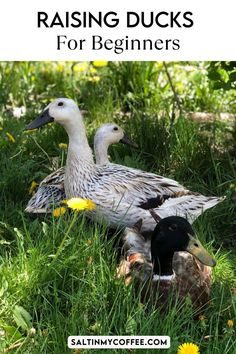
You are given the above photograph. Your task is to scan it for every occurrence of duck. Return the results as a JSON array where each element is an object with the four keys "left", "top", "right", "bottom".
[
  {"left": 25, "top": 122, "right": 136, "bottom": 213},
  {"left": 117, "top": 213, "right": 215, "bottom": 309},
  {"left": 25, "top": 98, "right": 224, "bottom": 232}
]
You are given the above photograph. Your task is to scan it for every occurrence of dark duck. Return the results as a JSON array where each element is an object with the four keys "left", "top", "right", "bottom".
[{"left": 118, "top": 215, "right": 216, "bottom": 310}]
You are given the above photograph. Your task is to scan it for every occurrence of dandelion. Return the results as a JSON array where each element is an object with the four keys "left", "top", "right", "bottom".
[
  {"left": 65, "top": 197, "right": 96, "bottom": 211},
  {"left": 53, "top": 207, "right": 66, "bottom": 217},
  {"left": 73, "top": 62, "right": 88, "bottom": 73},
  {"left": 6, "top": 132, "right": 16, "bottom": 143},
  {"left": 56, "top": 62, "right": 65, "bottom": 72},
  {"left": 227, "top": 319, "right": 234, "bottom": 328},
  {"left": 89, "top": 67, "right": 97, "bottom": 74},
  {"left": 58, "top": 142, "right": 68, "bottom": 150},
  {"left": 177, "top": 342, "right": 200, "bottom": 354},
  {"left": 88, "top": 76, "right": 100, "bottom": 83},
  {"left": 29, "top": 181, "right": 38, "bottom": 195},
  {"left": 92, "top": 61, "right": 108, "bottom": 67}
]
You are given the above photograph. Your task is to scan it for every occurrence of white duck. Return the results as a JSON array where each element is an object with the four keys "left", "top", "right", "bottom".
[
  {"left": 25, "top": 98, "right": 224, "bottom": 232},
  {"left": 25, "top": 122, "right": 136, "bottom": 213}
]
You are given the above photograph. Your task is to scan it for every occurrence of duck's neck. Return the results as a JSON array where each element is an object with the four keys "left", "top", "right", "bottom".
[
  {"left": 63, "top": 112, "right": 96, "bottom": 198},
  {"left": 152, "top": 249, "right": 175, "bottom": 277},
  {"left": 94, "top": 139, "right": 109, "bottom": 165},
  {"left": 63, "top": 111, "right": 94, "bottom": 163}
]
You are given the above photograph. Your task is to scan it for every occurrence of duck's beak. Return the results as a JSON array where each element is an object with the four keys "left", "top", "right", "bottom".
[
  {"left": 25, "top": 109, "right": 54, "bottom": 130},
  {"left": 120, "top": 133, "right": 138, "bottom": 148},
  {"left": 186, "top": 234, "right": 216, "bottom": 267}
]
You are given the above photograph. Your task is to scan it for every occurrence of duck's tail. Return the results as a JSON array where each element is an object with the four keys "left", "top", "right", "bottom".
[{"left": 25, "top": 185, "right": 66, "bottom": 214}]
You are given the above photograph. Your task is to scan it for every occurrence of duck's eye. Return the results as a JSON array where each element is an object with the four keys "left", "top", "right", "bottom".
[
  {"left": 194, "top": 243, "right": 199, "bottom": 247},
  {"left": 58, "top": 102, "right": 64, "bottom": 107},
  {"left": 169, "top": 224, "right": 178, "bottom": 231},
  {"left": 113, "top": 127, "right": 118, "bottom": 131}
]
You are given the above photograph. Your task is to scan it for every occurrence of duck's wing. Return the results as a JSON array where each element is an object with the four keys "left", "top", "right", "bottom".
[
  {"left": 25, "top": 185, "right": 66, "bottom": 213},
  {"left": 123, "top": 226, "right": 151, "bottom": 260},
  {"left": 117, "top": 226, "right": 153, "bottom": 284},
  {"left": 91, "top": 163, "right": 189, "bottom": 206},
  {"left": 89, "top": 164, "right": 223, "bottom": 223},
  {"left": 39, "top": 166, "right": 65, "bottom": 187},
  {"left": 25, "top": 167, "right": 66, "bottom": 214}
]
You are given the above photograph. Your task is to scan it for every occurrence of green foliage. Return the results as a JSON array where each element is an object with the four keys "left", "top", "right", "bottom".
[
  {"left": 208, "top": 61, "right": 236, "bottom": 90},
  {"left": 0, "top": 61, "right": 236, "bottom": 353}
]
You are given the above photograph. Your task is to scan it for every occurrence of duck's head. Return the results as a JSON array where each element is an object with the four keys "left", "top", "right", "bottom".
[
  {"left": 25, "top": 98, "right": 80, "bottom": 130},
  {"left": 94, "top": 123, "right": 138, "bottom": 148},
  {"left": 151, "top": 216, "right": 216, "bottom": 268}
]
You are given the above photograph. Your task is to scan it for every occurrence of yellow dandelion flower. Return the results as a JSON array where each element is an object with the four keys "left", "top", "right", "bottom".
[
  {"left": 6, "top": 132, "right": 16, "bottom": 143},
  {"left": 227, "top": 319, "right": 234, "bottom": 328},
  {"left": 61, "top": 199, "right": 68, "bottom": 205},
  {"left": 58, "top": 143, "right": 68, "bottom": 150},
  {"left": 65, "top": 197, "right": 96, "bottom": 211},
  {"left": 88, "top": 76, "right": 100, "bottom": 83},
  {"left": 86, "top": 199, "right": 96, "bottom": 210},
  {"left": 73, "top": 62, "right": 88, "bottom": 73},
  {"left": 53, "top": 207, "right": 66, "bottom": 217},
  {"left": 57, "top": 63, "right": 65, "bottom": 72},
  {"left": 93, "top": 61, "right": 108, "bottom": 67},
  {"left": 29, "top": 181, "right": 39, "bottom": 195},
  {"left": 177, "top": 342, "right": 200, "bottom": 354},
  {"left": 89, "top": 67, "right": 97, "bottom": 74}
]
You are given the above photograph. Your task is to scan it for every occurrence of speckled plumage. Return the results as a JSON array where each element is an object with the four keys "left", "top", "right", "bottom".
[
  {"left": 25, "top": 98, "right": 224, "bottom": 233},
  {"left": 25, "top": 123, "right": 128, "bottom": 213}
]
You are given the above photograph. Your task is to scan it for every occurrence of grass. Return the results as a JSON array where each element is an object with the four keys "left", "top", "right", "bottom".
[{"left": 0, "top": 61, "right": 236, "bottom": 353}]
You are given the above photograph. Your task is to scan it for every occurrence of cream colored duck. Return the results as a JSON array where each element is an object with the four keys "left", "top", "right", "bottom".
[
  {"left": 25, "top": 122, "right": 136, "bottom": 213},
  {"left": 25, "top": 98, "right": 224, "bottom": 232}
]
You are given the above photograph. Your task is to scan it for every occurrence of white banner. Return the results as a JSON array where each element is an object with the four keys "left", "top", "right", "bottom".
[
  {"left": 0, "top": 0, "right": 235, "bottom": 60},
  {"left": 68, "top": 335, "right": 170, "bottom": 349}
]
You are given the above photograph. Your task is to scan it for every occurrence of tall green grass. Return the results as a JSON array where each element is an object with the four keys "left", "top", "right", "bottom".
[{"left": 0, "top": 62, "right": 236, "bottom": 353}]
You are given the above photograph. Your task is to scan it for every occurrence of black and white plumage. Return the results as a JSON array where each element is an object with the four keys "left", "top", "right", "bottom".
[
  {"left": 25, "top": 123, "right": 135, "bottom": 213},
  {"left": 25, "top": 98, "right": 224, "bottom": 232}
]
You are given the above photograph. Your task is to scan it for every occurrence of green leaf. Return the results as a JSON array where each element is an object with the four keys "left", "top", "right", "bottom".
[
  {"left": 2, "top": 325, "right": 23, "bottom": 341},
  {"left": 229, "top": 71, "right": 236, "bottom": 82},
  {"left": 125, "top": 315, "right": 137, "bottom": 335},
  {"left": 208, "top": 71, "right": 221, "bottom": 81},
  {"left": 13, "top": 305, "right": 32, "bottom": 331},
  {"left": 213, "top": 82, "right": 224, "bottom": 90}
]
